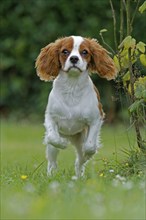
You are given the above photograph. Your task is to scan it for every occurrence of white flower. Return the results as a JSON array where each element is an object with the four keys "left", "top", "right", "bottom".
[
  {"left": 109, "top": 169, "right": 114, "bottom": 173},
  {"left": 71, "top": 175, "right": 78, "bottom": 181},
  {"left": 116, "top": 174, "right": 126, "bottom": 182}
]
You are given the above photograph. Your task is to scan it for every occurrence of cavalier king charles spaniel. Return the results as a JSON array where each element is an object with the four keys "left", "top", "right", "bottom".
[{"left": 35, "top": 36, "right": 117, "bottom": 178}]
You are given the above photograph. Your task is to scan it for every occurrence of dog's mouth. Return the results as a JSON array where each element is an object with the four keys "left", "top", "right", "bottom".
[
  {"left": 67, "top": 65, "right": 82, "bottom": 73},
  {"left": 62, "top": 64, "right": 82, "bottom": 74}
]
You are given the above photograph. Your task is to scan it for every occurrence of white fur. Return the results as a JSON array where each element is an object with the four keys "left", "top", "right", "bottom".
[{"left": 44, "top": 36, "right": 103, "bottom": 178}]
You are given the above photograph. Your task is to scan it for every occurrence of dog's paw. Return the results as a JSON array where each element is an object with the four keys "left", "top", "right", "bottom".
[
  {"left": 47, "top": 135, "right": 70, "bottom": 149},
  {"left": 47, "top": 162, "right": 57, "bottom": 176},
  {"left": 83, "top": 142, "right": 97, "bottom": 161}
]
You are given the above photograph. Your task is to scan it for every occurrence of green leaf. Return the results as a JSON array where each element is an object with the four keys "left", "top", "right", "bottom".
[
  {"left": 136, "top": 41, "right": 146, "bottom": 53},
  {"left": 121, "top": 55, "right": 129, "bottom": 69},
  {"left": 119, "top": 36, "right": 136, "bottom": 49},
  {"left": 134, "top": 77, "right": 146, "bottom": 99},
  {"left": 140, "top": 54, "right": 146, "bottom": 66},
  {"left": 135, "top": 86, "right": 144, "bottom": 99},
  {"left": 129, "top": 100, "right": 144, "bottom": 113},
  {"left": 122, "top": 71, "right": 130, "bottom": 88},
  {"left": 99, "top": 29, "right": 108, "bottom": 33},
  {"left": 123, "top": 71, "right": 130, "bottom": 82},
  {"left": 142, "top": 90, "right": 146, "bottom": 102},
  {"left": 139, "top": 1, "right": 146, "bottom": 13},
  {"left": 119, "top": 36, "right": 131, "bottom": 49},
  {"left": 113, "top": 55, "right": 120, "bottom": 71}
]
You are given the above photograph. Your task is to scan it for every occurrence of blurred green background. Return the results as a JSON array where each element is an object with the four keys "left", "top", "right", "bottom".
[{"left": 1, "top": 0, "right": 146, "bottom": 121}]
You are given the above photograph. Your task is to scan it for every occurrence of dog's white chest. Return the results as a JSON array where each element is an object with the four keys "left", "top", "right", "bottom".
[
  {"left": 48, "top": 91, "right": 99, "bottom": 135},
  {"left": 57, "top": 117, "right": 85, "bottom": 135},
  {"left": 52, "top": 105, "right": 87, "bottom": 135},
  {"left": 46, "top": 72, "right": 100, "bottom": 136}
]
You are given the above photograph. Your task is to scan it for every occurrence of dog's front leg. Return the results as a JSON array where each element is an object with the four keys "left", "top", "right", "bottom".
[
  {"left": 83, "top": 119, "right": 103, "bottom": 161},
  {"left": 44, "top": 116, "right": 70, "bottom": 150}
]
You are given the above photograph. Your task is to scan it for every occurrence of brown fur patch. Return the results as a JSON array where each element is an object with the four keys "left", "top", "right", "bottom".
[
  {"left": 84, "top": 38, "right": 117, "bottom": 80},
  {"left": 93, "top": 85, "right": 105, "bottom": 118},
  {"left": 79, "top": 40, "right": 91, "bottom": 64},
  {"left": 59, "top": 37, "right": 73, "bottom": 69},
  {"left": 35, "top": 37, "right": 73, "bottom": 81}
]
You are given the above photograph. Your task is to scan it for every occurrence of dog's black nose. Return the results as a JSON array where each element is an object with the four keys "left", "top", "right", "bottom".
[{"left": 70, "top": 56, "right": 79, "bottom": 64}]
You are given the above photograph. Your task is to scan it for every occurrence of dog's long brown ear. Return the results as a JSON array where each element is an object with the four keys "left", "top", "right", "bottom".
[
  {"left": 88, "top": 39, "right": 117, "bottom": 80},
  {"left": 35, "top": 39, "right": 62, "bottom": 81}
]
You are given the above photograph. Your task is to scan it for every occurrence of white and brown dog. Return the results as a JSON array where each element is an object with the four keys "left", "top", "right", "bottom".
[{"left": 35, "top": 36, "right": 117, "bottom": 178}]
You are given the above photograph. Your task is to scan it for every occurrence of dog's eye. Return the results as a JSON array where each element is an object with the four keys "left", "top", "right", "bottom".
[
  {"left": 81, "top": 49, "right": 88, "bottom": 55},
  {"left": 62, "top": 49, "right": 70, "bottom": 55}
]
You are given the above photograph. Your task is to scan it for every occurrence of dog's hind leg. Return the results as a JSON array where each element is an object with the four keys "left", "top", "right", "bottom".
[
  {"left": 46, "top": 144, "right": 59, "bottom": 176},
  {"left": 75, "top": 146, "right": 85, "bottom": 178},
  {"left": 70, "top": 133, "right": 86, "bottom": 178}
]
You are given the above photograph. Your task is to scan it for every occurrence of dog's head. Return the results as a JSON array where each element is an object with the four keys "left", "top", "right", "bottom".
[{"left": 35, "top": 36, "right": 117, "bottom": 81}]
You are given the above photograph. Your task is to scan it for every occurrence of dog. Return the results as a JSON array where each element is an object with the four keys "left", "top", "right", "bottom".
[{"left": 35, "top": 36, "right": 117, "bottom": 178}]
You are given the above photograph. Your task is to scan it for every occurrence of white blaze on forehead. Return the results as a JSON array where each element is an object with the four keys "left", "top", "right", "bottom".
[{"left": 71, "top": 36, "right": 84, "bottom": 50}]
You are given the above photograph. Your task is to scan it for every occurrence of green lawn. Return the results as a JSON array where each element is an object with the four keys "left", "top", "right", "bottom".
[{"left": 1, "top": 121, "right": 145, "bottom": 219}]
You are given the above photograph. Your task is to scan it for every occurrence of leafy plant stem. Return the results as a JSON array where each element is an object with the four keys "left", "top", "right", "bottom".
[
  {"left": 109, "top": 0, "right": 118, "bottom": 50},
  {"left": 131, "top": 0, "right": 140, "bottom": 27},
  {"left": 126, "top": 0, "right": 132, "bottom": 35},
  {"left": 120, "top": 0, "right": 124, "bottom": 43},
  {"left": 99, "top": 32, "right": 115, "bottom": 54},
  {"left": 128, "top": 48, "right": 143, "bottom": 149}
]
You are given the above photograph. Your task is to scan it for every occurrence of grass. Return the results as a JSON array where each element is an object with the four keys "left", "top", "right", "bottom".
[{"left": 1, "top": 120, "right": 146, "bottom": 220}]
